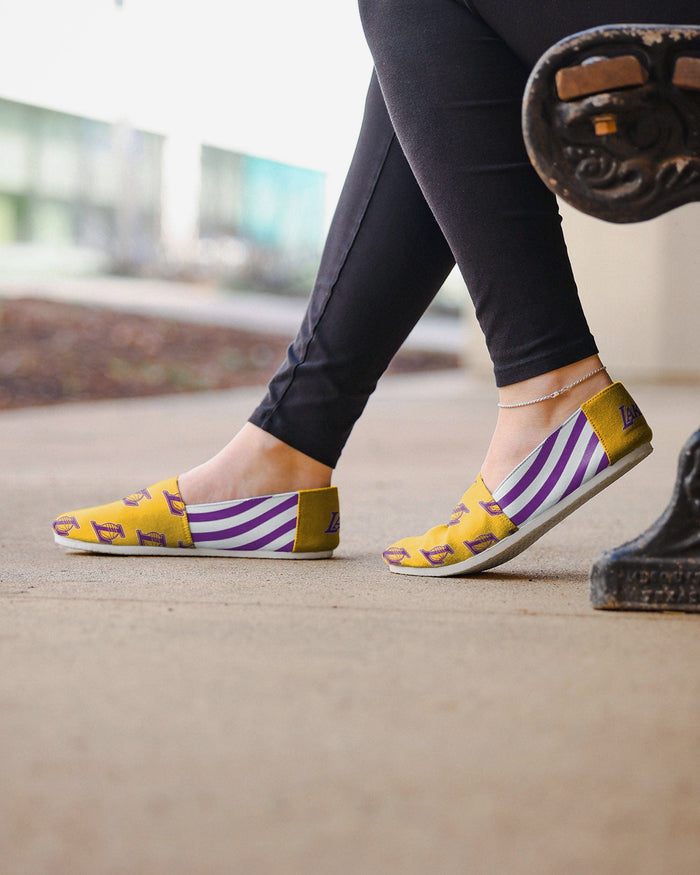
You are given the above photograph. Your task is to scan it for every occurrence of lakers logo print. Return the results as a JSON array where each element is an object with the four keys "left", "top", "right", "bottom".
[
  {"left": 619, "top": 403, "right": 642, "bottom": 430},
  {"left": 382, "top": 546, "right": 411, "bottom": 565},
  {"left": 137, "top": 529, "right": 167, "bottom": 548},
  {"left": 478, "top": 499, "right": 503, "bottom": 517},
  {"left": 463, "top": 532, "right": 500, "bottom": 555},
  {"left": 420, "top": 544, "right": 455, "bottom": 566},
  {"left": 163, "top": 489, "right": 186, "bottom": 517},
  {"left": 325, "top": 511, "right": 341, "bottom": 534},
  {"left": 122, "top": 488, "right": 152, "bottom": 507},
  {"left": 448, "top": 503, "right": 470, "bottom": 526},
  {"left": 53, "top": 515, "right": 80, "bottom": 536},
  {"left": 91, "top": 521, "right": 126, "bottom": 544}
]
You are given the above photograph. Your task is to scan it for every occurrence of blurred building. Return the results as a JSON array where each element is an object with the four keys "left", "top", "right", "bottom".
[
  {"left": 0, "top": 96, "right": 326, "bottom": 288},
  {"left": 0, "top": 98, "right": 161, "bottom": 259}
]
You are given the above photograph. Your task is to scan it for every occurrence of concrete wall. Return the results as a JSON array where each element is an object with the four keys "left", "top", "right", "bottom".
[
  {"left": 466, "top": 201, "right": 700, "bottom": 383},
  {"left": 562, "top": 201, "right": 700, "bottom": 381}
]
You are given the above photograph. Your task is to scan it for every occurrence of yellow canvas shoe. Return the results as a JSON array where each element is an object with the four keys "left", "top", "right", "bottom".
[
  {"left": 53, "top": 477, "right": 340, "bottom": 559},
  {"left": 383, "top": 382, "right": 652, "bottom": 577}
]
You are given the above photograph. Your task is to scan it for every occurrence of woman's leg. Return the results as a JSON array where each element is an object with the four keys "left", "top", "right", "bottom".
[
  {"left": 363, "top": 0, "right": 682, "bottom": 573},
  {"left": 466, "top": 1, "right": 700, "bottom": 70},
  {"left": 180, "top": 73, "right": 456, "bottom": 503},
  {"left": 359, "top": 0, "right": 599, "bottom": 390},
  {"left": 358, "top": 0, "right": 610, "bottom": 490},
  {"left": 250, "top": 74, "right": 456, "bottom": 465},
  {"left": 358, "top": 0, "right": 699, "bottom": 494}
]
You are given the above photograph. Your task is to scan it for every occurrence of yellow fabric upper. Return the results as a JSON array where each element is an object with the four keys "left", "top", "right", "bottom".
[
  {"left": 383, "top": 475, "right": 517, "bottom": 569},
  {"left": 580, "top": 382, "right": 652, "bottom": 464},
  {"left": 293, "top": 487, "right": 340, "bottom": 553},
  {"left": 52, "top": 476, "right": 194, "bottom": 549}
]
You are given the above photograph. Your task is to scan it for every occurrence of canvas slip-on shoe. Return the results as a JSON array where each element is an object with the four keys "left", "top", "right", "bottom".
[
  {"left": 53, "top": 478, "right": 340, "bottom": 559},
  {"left": 383, "top": 382, "right": 652, "bottom": 576}
]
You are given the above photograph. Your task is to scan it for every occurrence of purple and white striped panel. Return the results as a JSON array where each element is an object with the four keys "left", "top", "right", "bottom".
[
  {"left": 493, "top": 410, "right": 609, "bottom": 528},
  {"left": 186, "top": 492, "right": 299, "bottom": 553}
]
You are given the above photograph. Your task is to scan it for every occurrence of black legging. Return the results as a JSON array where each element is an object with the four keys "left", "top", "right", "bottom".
[{"left": 250, "top": 0, "right": 699, "bottom": 469}]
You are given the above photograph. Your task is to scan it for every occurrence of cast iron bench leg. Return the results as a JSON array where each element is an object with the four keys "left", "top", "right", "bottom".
[
  {"left": 590, "top": 429, "right": 700, "bottom": 612},
  {"left": 522, "top": 24, "right": 700, "bottom": 612}
]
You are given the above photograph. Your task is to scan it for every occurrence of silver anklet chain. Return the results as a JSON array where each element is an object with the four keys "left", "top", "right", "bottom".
[{"left": 497, "top": 366, "right": 607, "bottom": 409}]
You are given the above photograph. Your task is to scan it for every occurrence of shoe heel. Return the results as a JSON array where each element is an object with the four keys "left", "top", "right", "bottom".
[{"left": 580, "top": 382, "right": 652, "bottom": 466}]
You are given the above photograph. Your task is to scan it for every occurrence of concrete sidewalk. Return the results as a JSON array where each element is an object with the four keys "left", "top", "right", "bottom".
[{"left": 1, "top": 372, "right": 699, "bottom": 874}]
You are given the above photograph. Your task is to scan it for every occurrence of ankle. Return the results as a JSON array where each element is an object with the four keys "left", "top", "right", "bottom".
[
  {"left": 496, "top": 357, "right": 611, "bottom": 420},
  {"left": 178, "top": 423, "right": 332, "bottom": 505},
  {"left": 482, "top": 358, "right": 613, "bottom": 492}
]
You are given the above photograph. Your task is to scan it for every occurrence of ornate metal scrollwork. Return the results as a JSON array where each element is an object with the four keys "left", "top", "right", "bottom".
[{"left": 523, "top": 25, "right": 700, "bottom": 222}]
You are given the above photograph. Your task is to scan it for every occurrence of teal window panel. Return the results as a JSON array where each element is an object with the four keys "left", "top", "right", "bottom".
[{"left": 240, "top": 156, "right": 325, "bottom": 253}]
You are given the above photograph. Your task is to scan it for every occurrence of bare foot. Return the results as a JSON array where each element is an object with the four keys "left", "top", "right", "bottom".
[
  {"left": 178, "top": 423, "right": 332, "bottom": 505},
  {"left": 481, "top": 356, "right": 612, "bottom": 492}
]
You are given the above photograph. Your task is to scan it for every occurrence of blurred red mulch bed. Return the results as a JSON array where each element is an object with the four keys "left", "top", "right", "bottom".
[{"left": 0, "top": 297, "right": 459, "bottom": 410}]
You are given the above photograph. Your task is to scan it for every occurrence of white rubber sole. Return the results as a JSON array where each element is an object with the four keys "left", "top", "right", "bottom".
[
  {"left": 53, "top": 535, "right": 333, "bottom": 560},
  {"left": 388, "top": 442, "right": 653, "bottom": 578}
]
